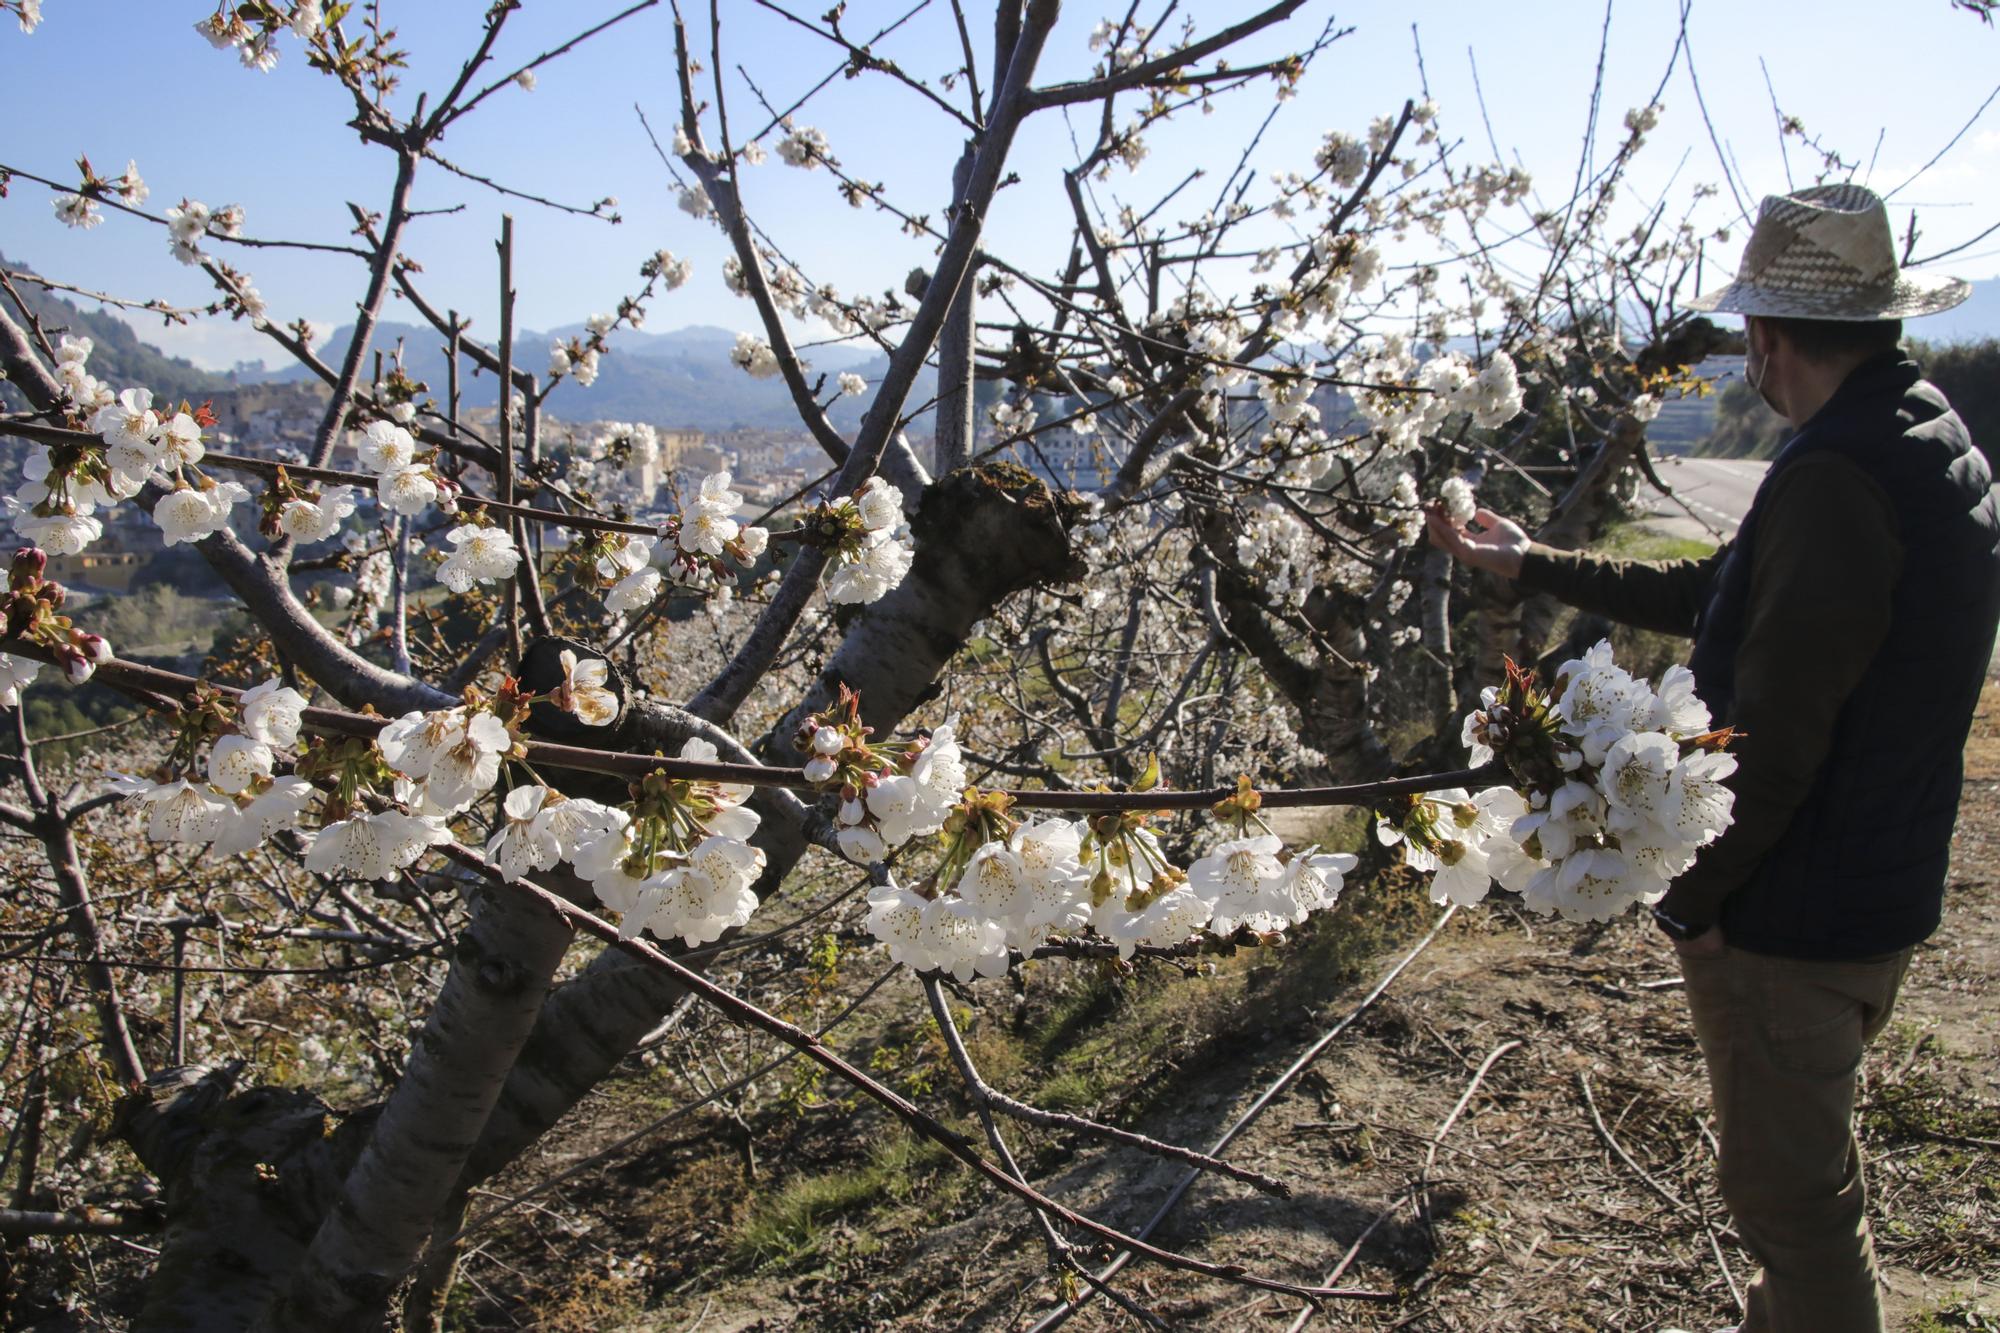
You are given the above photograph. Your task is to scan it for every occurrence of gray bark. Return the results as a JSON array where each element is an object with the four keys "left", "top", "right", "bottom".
[
  {"left": 931, "top": 147, "right": 980, "bottom": 475},
  {"left": 1418, "top": 546, "right": 1456, "bottom": 708},
  {"left": 0, "top": 303, "right": 62, "bottom": 411},
  {"left": 254, "top": 879, "right": 581, "bottom": 1333},
  {"left": 306, "top": 151, "right": 417, "bottom": 470},
  {"left": 39, "top": 809, "right": 147, "bottom": 1087},
  {"left": 118, "top": 1064, "right": 373, "bottom": 1333}
]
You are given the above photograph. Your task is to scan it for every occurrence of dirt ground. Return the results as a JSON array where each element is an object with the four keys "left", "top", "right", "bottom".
[{"left": 469, "top": 694, "right": 2000, "bottom": 1333}]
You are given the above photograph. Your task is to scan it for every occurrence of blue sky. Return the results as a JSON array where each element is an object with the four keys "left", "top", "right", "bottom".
[{"left": 2, "top": 1, "right": 1996, "bottom": 370}]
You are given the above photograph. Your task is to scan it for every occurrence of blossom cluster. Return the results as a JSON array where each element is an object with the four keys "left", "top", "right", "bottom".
[
  {"left": 107, "top": 651, "right": 762, "bottom": 947},
  {"left": 1377, "top": 643, "right": 1737, "bottom": 922},
  {"left": 729, "top": 333, "right": 782, "bottom": 380},
  {"left": 795, "top": 479, "right": 911, "bottom": 606},
  {"left": 549, "top": 315, "right": 613, "bottom": 387},
  {"left": 1233, "top": 503, "right": 1318, "bottom": 608},
  {"left": 1338, "top": 343, "right": 1525, "bottom": 454},
  {"left": 115, "top": 676, "right": 319, "bottom": 855},
  {"left": 793, "top": 686, "right": 966, "bottom": 864},
  {"left": 560, "top": 741, "right": 766, "bottom": 946},
  {"left": 436, "top": 519, "right": 521, "bottom": 594},
  {"left": 5, "top": 376, "right": 240, "bottom": 554},
  {"left": 864, "top": 778, "right": 1358, "bottom": 981},
  {"left": 194, "top": 2, "right": 324, "bottom": 74},
  {"left": 165, "top": 197, "right": 245, "bottom": 266},
  {"left": 257, "top": 467, "right": 357, "bottom": 546},
  {"left": 601, "top": 471, "right": 772, "bottom": 609},
  {"left": 775, "top": 122, "right": 832, "bottom": 170},
  {"left": 350, "top": 419, "right": 457, "bottom": 520},
  {"left": 50, "top": 156, "right": 148, "bottom": 231}
]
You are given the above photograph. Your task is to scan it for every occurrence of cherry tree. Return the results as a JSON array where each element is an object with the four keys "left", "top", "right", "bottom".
[{"left": 0, "top": 2, "right": 1786, "bottom": 1327}]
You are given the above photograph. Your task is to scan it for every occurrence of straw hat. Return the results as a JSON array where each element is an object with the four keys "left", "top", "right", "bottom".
[{"left": 1686, "top": 182, "right": 1970, "bottom": 321}]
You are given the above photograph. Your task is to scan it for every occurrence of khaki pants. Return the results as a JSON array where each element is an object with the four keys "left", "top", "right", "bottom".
[{"left": 1679, "top": 943, "right": 1914, "bottom": 1333}]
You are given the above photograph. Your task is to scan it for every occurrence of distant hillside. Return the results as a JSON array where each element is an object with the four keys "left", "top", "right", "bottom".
[
  {"left": 278, "top": 319, "right": 931, "bottom": 433},
  {"left": 1696, "top": 337, "right": 2000, "bottom": 466},
  {"left": 0, "top": 253, "right": 232, "bottom": 409}
]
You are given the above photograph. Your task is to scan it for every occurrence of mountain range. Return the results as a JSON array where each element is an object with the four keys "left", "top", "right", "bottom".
[
  {"left": 6, "top": 246, "right": 1995, "bottom": 439},
  {"left": 256, "top": 320, "right": 933, "bottom": 434},
  {"left": 0, "top": 253, "right": 233, "bottom": 409}
]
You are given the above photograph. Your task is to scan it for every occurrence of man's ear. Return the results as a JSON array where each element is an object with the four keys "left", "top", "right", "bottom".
[{"left": 1746, "top": 315, "right": 1782, "bottom": 366}]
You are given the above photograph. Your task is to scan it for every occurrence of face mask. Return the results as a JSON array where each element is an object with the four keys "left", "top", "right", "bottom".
[{"left": 1745, "top": 326, "right": 1781, "bottom": 416}]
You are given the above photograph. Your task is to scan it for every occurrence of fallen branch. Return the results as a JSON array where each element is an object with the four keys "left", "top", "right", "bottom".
[
  {"left": 1579, "top": 1070, "right": 1744, "bottom": 1312},
  {"left": 1280, "top": 1038, "right": 1522, "bottom": 1332},
  {"left": 928, "top": 985, "right": 1292, "bottom": 1197},
  {"left": 0, "top": 1205, "right": 159, "bottom": 1237},
  {"left": 436, "top": 842, "right": 1392, "bottom": 1307},
  {"left": 1028, "top": 905, "right": 1461, "bottom": 1332},
  {"left": 924, "top": 978, "right": 1173, "bottom": 1331}
]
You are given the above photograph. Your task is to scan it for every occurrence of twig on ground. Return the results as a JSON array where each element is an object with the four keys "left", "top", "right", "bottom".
[{"left": 1579, "top": 1070, "right": 1744, "bottom": 1313}]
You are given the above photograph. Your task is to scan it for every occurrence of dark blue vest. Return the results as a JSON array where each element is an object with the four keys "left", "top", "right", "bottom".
[{"left": 1687, "top": 354, "right": 2000, "bottom": 959}]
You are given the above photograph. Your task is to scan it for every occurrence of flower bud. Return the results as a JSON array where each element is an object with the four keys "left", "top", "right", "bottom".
[
  {"left": 73, "top": 631, "right": 112, "bottom": 666},
  {"left": 803, "top": 755, "right": 837, "bottom": 784},
  {"left": 838, "top": 798, "right": 865, "bottom": 825},
  {"left": 10, "top": 547, "right": 46, "bottom": 590},
  {"left": 811, "top": 726, "right": 845, "bottom": 756}
]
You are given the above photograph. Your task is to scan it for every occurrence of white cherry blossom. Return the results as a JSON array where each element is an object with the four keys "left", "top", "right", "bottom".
[
  {"left": 154, "top": 482, "right": 247, "bottom": 546},
  {"left": 0, "top": 654, "right": 39, "bottom": 708},
  {"left": 1188, "top": 835, "right": 1287, "bottom": 932},
  {"left": 556, "top": 649, "right": 618, "bottom": 726},
  {"left": 377, "top": 465, "right": 439, "bottom": 516},
  {"left": 207, "top": 735, "right": 273, "bottom": 795},
  {"left": 279, "top": 486, "right": 356, "bottom": 544},
  {"left": 356, "top": 421, "right": 417, "bottom": 473},
  {"left": 487, "top": 786, "right": 564, "bottom": 882},
  {"left": 917, "top": 894, "right": 1010, "bottom": 981},
  {"left": 827, "top": 530, "right": 912, "bottom": 605},
  {"left": 305, "top": 811, "right": 450, "bottom": 882},
  {"left": 212, "top": 777, "right": 319, "bottom": 857},
  {"left": 133, "top": 780, "right": 235, "bottom": 843},
  {"left": 12, "top": 508, "right": 102, "bottom": 556},
  {"left": 436, "top": 524, "right": 520, "bottom": 592}
]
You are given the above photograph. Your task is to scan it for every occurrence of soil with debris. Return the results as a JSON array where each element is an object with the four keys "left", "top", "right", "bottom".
[{"left": 468, "top": 695, "right": 2000, "bottom": 1333}]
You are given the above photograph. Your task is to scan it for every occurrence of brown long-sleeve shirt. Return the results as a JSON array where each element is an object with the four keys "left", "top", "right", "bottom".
[{"left": 1518, "top": 452, "right": 1904, "bottom": 927}]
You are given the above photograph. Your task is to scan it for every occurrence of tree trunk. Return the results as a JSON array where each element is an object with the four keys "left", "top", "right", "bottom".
[
  {"left": 253, "top": 878, "right": 580, "bottom": 1333},
  {"left": 452, "top": 465, "right": 1083, "bottom": 1198},
  {"left": 1211, "top": 570, "right": 1395, "bottom": 782},
  {"left": 118, "top": 1064, "right": 373, "bottom": 1333}
]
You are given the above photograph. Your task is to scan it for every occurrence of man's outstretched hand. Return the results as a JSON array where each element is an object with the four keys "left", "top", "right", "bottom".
[{"left": 1425, "top": 503, "right": 1532, "bottom": 579}]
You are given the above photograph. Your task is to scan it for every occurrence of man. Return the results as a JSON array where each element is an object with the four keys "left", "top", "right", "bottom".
[{"left": 1427, "top": 183, "right": 2000, "bottom": 1333}]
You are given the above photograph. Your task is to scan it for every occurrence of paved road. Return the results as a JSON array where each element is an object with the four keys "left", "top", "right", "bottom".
[
  {"left": 1641, "top": 455, "right": 1769, "bottom": 542},
  {"left": 1640, "top": 454, "right": 2000, "bottom": 677}
]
